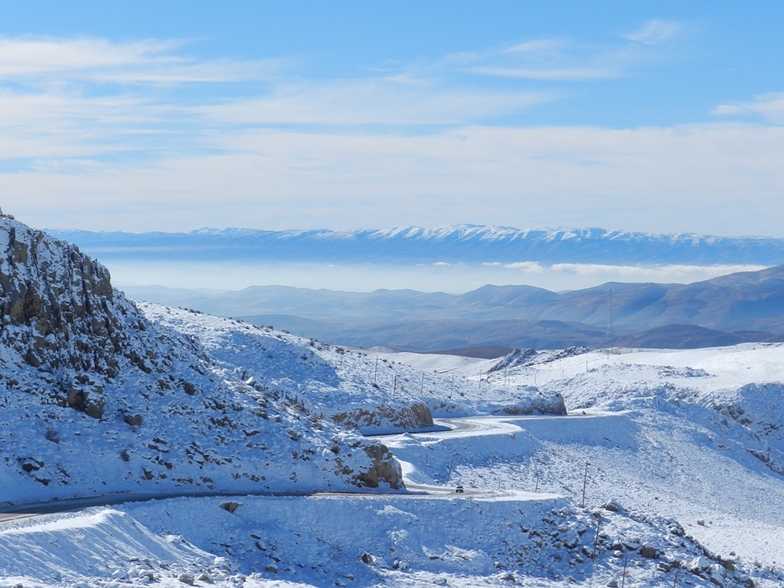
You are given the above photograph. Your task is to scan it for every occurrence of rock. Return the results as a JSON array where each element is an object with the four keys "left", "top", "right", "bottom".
[
  {"left": 689, "top": 556, "right": 710, "bottom": 572},
  {"left": 354, "top": 443, "right": 404, "bottom": 489},
  {"left": 361, "top": 552, "right": 376, "bottom": 565},
  {"left": 219, "top": 502, "right": 241, "bottom": 514},
  {"left": 658, "top": 562, "right": 671, "bottom": 572},
  {"left": 667, "top": 521, "right": 686, "bottom": 536},
  {"left": 601, "top": 499, "right": 621, "bottom": 512},
  {"left": 67, "top": 389, "right": 87, "bottom": 412},
  {"left": 640, "top": 546, "right": 658, "bottom": 559},
  {"left": 124, "top": 413, "right": 143, "bottom": 426},
  {"left": 561, "top": 531, "right": 580, "bottom": 549},
  {"left": 333, "top": 403, "right": 434, "bottom": 433},
  {"left": 178, "top": 574, "right": 194, "bottom": 585},
  {"left": 265, "top": 565, "right": 278, "bottom": 573},
  {"left": 197, "top": 575, "right": 212, "bottom": 584}
]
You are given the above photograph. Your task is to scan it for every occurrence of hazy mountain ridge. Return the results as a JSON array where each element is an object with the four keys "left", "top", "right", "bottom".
[
  {"left": 49, "top": 224, "right": 784, "bottom": 265},
  {"left": 124, "top": 263, "right": 784, "bottom": 353}
]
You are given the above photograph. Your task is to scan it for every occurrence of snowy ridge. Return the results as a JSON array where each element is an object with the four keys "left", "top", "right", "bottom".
[{"left": 49, "top": 224, "right": 784, "bottom": 265}]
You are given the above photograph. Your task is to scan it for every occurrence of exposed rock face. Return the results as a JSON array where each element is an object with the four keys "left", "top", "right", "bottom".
[
  {"left": 354, "top": 443, "right": 404, "bottom": 489},
  {"left": 333, "top": 403, "right": 435, "bottom": 434},
  {"left": 0, "top": 218, "right": 134, "bottom": 376},
  {"left": 0, "top": 216, "right": 204, "bottom": 423},
  {"left": 493, "top": 390, "right": 567, "bottom": 416}
]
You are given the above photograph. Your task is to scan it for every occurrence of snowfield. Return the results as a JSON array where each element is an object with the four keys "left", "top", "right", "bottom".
[
  {"left": 2, "top": 215, "right": 784, "bottom": 587},
  {"left": 4, "top": 343, "right": 784, "bottom": 587}
]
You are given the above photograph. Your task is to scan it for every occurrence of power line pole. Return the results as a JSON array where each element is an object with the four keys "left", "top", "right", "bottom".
[
  {"left": 581, "top": 462, "right": 589, "bottom": 508},
  {"left": 607, "top": 288, "right": 614, "bottom": 350}
]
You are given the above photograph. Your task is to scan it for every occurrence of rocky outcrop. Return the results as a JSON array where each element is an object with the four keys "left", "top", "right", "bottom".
[
  {"left": 0, "top": 215, "right": 169, "bottom": 389},
  {"left": 492, "top": 390, "right": 567, "bottom": 416},
  {"left": 353, "top": 443, "right": 403, "bottom": 489},
  {"left": 333, "top": 402, "right": 434, "bottom": 434}
]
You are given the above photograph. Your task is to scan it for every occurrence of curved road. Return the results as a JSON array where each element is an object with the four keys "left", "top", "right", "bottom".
[{"left": 1, "top": 414, "right": 576, "bottom": 523}]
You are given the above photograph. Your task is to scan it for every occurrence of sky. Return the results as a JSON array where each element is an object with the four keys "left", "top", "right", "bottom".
[{"left": 0, "top": 1, "right": 783, "bottom": 238}]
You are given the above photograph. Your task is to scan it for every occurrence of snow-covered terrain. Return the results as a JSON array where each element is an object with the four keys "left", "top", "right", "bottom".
[
  {"left": 3, "top": 214, "right": 784, "bottom": 587},
  {"left": 5, "top": 340, "right": 784, "bottom": 587}
]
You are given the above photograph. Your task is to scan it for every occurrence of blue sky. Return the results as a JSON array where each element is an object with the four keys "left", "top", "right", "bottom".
[{"left": 1, "top": 1, "right": 783, "bottom": 237}]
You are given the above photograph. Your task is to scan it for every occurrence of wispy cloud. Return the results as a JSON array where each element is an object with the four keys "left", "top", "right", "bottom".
[
  {"left": 199, "top": 80, "right": 553, "bottom": 126},
  {"left": 714, "top": 92, "right": 784, "bottom": 124},
  {"left": 5, "top": 122, "right": 784, "bottom": 236},
  {"left": 0, "top": 37, "right": 280, "bottom": 83},
  {"left": 624, "top": 20, "right": 683, "bottom": 45},
  {"left": 461, "top": 22, "right": 683, "bottom": 82},
  {"left": 468, "top": 66, "right": 618, "bottom": 81}
]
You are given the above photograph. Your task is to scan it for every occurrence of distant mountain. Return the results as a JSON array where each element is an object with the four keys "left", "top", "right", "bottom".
[
  {"left": 123, "top": 263, "right": 784, "bottom": 354},
  {"left": 49, "top": 224, "right": 784, "bottom": 266}
]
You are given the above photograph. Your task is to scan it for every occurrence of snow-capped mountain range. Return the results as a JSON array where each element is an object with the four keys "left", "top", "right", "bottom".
[{"left": 48, "top": 224, "right": 784, "bottom": 266}]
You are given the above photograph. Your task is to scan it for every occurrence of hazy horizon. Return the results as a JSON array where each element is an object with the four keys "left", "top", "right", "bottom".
[{"left": 110, "top": 260, "right": 766, "bottom": 295}]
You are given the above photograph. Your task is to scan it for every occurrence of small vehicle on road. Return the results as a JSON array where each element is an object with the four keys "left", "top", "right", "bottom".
[{"left": 455, "top": 484, "right": 464, "bottom": 494}]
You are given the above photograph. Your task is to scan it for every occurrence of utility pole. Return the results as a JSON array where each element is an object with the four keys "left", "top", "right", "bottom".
[
  {"left": 393, "top": 373, "right": 397, "bottom": 397},
  {"left": 607, "top": 288, "right": 614, "bottom": 351},
  {"left": 620, "top": 554, "right": 628, "bottom": 588},
  {"left": 581, "top": 462, "right": 589, "bottom": 508}
]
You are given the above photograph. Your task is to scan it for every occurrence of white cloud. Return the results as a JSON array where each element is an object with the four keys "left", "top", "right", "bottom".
[
  {"left": 714, "top": 92, "right": 784, "bottom": 124},
  {"left": 504, "top": 262, "right": 546, "bottom": 273},
  {"left": 624, "top": 20, "right": 683, "bottom": 45},
  {"left": 198, "top": 80, "right": 553, "bottom": 126},
  {"left": 0, "top": 37, "right": 280, "bottom": 83},
  {"left": 463, "top": 27, "right": 681, "bottom": 82},
  {"left": 467, "top": 66, "right": 617, "bottom": 81},
  {"left": 4, "top": 122, "right": 784, "bottom": 237}
]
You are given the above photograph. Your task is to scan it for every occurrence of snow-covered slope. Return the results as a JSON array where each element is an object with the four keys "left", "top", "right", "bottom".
[
  {"left": 139, "top": 303, "right": 566, "bottom": 434},
  {"left": 0, "top": 213, "right": 403, "bottom": 505},
  {"left": 4, "top": 338, "right": 784, "bottom": 586}
]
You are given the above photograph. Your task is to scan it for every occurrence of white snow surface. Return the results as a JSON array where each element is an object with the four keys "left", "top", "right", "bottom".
[{"left": 4, "top": 343, "right": 784, "bottom": 586}]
